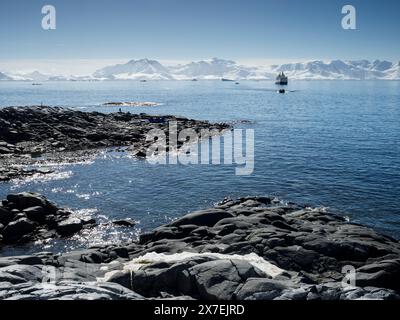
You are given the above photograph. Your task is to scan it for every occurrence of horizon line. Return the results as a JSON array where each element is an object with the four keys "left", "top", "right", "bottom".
[{"left": 0, "top": 57, "right": 399, "bottom": 77}]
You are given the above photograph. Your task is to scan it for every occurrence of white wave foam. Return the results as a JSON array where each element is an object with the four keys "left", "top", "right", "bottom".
[
  {"left": 10, "top": 171, "right": 73, "bottom": 188},
  {"left": 306, "top": 206, "right": 330, "bottom": 213}
]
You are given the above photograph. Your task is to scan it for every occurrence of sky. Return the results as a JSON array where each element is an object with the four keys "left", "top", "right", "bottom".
[{"left": 0, "top": 0, "right": 399, "bottom": 74}]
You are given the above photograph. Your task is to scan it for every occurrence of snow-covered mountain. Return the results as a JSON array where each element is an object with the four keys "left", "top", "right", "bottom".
[
  {"left": 93, "top": 58, "right": 174, "bottom": 80},
  {"left": 0, "top": 72, "right": 13, "bottom": 81},
  {"left": 0, "top": 71, "right": 98, "bottom": 81},
  {"left": 93, "top": 58, "right": 400, "bottom": 81},
  {"left": 17, "top": 71, "right": 50, "bottom": 81},
  {"left": 169, "top": 57, "right": 265, "bottom": 80},
  {"left": 1, "top": 59, "right": 399, "bottom": 81},
  {"left": 385, "top": 61, "right": 400, "bottom": 80},
  {"left": 271, "top": 60, "right": 400, "bottom": 80}
]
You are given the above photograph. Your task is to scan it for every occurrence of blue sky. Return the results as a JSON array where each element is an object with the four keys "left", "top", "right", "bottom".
[{"left": 0, "top": 0, "right": 399, "bottom": 73}]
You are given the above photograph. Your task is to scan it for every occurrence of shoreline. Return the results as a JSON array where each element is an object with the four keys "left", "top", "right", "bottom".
[
  {"left": 0, "top": 194, "right": 399, "bottom": 300},
  {"left": 0, "top": 106, "right": 230, "bottom": 181}
]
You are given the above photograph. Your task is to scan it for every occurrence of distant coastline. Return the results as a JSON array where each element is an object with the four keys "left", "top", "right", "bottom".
[{"left": 1, "top": 58, "right": 399, "bottom": 82}]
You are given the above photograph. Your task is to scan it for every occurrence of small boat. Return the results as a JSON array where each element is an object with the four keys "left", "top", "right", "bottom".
[
  {"left": 275, "top": 72, "right": 288, "bottom": 85},
  {"left": 221, "top": 78, "right": 234, "bottom": 82},
  {"left": 278, "top": 89, "right": 286, "bottom": 94},
  {"left": 192, "top": 78, "right": 198, "bottom": 81}
]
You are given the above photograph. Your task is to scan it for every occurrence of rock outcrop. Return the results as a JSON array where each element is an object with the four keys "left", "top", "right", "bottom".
[
  {"left": 0, "top": 106, "right": 230, "bottom": 181},
  {"left": 0, "top": 192, "right": 95, "bottom": 245},
  {"left": 0, "top": 195, "right": 399, "bottom": 300}
]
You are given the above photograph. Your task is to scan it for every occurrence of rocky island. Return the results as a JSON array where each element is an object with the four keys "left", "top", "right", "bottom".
[
  {"left": 0, "top": 106, "right": 229, "bottom": 181},
  {"left": 0, "top": 194, "right": 399, "bottom": 300}
]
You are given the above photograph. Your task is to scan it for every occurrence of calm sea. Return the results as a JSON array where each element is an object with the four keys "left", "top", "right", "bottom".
[{"left": 0, "top": 80, "right": 399, "bottom": 255}]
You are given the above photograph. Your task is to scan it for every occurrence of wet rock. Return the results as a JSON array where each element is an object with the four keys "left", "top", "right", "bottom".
[
  {"left": 112, "top": 219, "right": 135, "bottom": 228},
  {"left": 7, "top": 192, "right": 57, "bottom": 213},
  {"left": 0, "top": 207, "right": 14, "bottom": 225},
  {"left": 57, "top": 218, "right": 83, "bottom": 236},
  {"left": 0, "top": 193, "right": 94, "bottom": 246},
  {"left": 80, "top": 217, "right": 97, "bottom": 227},
  {"left": 1, "top": 218, "right": 35, "bottom": 243},
  {"left": 170, "top": 209, "right": 234, "bottom": 228},
  {"left": 23, "top": 206, "right": 46, "bottom": 223}
]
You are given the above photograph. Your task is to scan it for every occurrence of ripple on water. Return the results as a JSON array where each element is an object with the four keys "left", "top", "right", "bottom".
[{"left": 10, "top": 171, "right": 74, "bottom": 189}]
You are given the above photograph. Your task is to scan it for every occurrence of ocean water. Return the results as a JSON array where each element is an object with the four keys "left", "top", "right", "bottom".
[{"left": 0, "top": 80, "right": 399, "bottom": 255}]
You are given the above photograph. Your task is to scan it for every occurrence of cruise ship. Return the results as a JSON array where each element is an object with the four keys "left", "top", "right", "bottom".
[{"left": 275, "top": 72, "right": 288, "bottom": 85}]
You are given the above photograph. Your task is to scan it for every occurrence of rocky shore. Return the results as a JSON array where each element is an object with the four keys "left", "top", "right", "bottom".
[
  {"left": 0, "top": 195, "right": 399, "bottom": 300},
  {"left": 0, "top": 193, "right": 97, "bottom": 246},
  {"left": 0, "top": 106, "right": 230, "bottom": 181}
]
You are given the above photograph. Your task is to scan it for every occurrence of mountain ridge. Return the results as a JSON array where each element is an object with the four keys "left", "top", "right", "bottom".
[{"left": 1, "top": 58, "right": 399, "bottom": 81}]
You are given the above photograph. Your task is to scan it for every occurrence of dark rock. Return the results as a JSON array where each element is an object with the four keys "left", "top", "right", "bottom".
[
  {"left": 1, "top": 218, "right": 35, "bottom": 243},
  {"left": 81, "top": 251, "right": 109, "bottom": 264},
  {"left": 0, "top": 207, "right": 13, "bottom": 225},
  {"left": 23, "top": 206, "right": 46, "bottom": 223},
  {"left": 112, "top": 219, "right": 135, "bottom": 228},
  {"left": 0, "top": 265, "right": 43, "bottom": 285},
  {"left": 356, "top": 259, "right": 400, "bottom": 291},
  {"left": 234, "top": 278, "right": 289, "bottom": 300},
  {"left": 274, "top": 246, "right": 320, "bottom": 271},
  {"left": 271, "top": 220, "right": 297, "bottom": 231},
  {"left": 302, "top": 239, "right": 377, "bottom": 261},
  {"left": 0, "top": 256, "right": 43, "bottom": 268},
  {"left": 13, "top": 212, "right": 27, "bottom": 221},
  {"left": 170, "top": 209, "right": 234, "bottom": 227},
  {"left": 112, "top": 247, "right": 129, "bottom": 259},
  {"left": 56, "top": 218, "right": 83, "bottom": 236},
  {"left": 187, "top": 259, "right": 265, "bottom": 300},
  {"left": 0, "top": 193, "right": 97, "bottom": 246},
  {"left": 6, "top": 193, "right": 57, "bottom": 214},
  {"left": 44, "top": 215, "right": 58, "bottom": 229},
  {"left": 0, "top": 146, "right": 11, "bottom": 154},
  {"left": 81, "top": 217, "right": 97, "bottom": 226}
]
